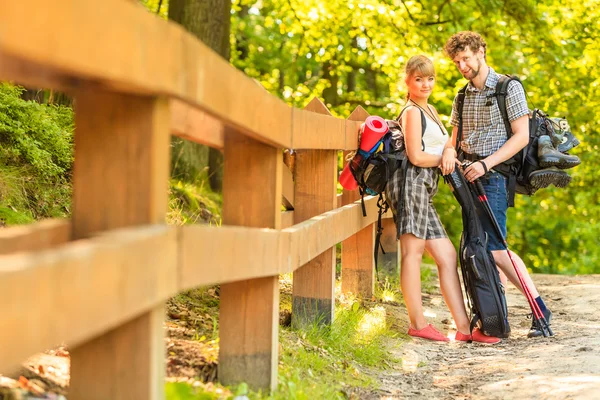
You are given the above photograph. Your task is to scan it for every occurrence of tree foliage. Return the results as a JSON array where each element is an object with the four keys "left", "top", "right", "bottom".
[{"left": 227, "top": 0, "right": 600, "bottom": 274}]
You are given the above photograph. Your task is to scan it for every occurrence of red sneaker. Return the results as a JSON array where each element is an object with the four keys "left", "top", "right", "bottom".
[
  {"left": 408, "top": 324, "right": 449, "bottom": 342},
  {"left": 455, "top": 328, "right": 501, "bottom": 344}
]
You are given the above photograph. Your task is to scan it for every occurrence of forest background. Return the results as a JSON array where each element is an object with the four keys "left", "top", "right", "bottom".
[{"left": 1, "top": 0, "right": 598, "bottom": 275}]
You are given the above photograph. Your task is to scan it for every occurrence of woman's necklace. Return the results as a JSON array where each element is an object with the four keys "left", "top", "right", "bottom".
[{"left": 408, "top": 99, "right": 447, "bottom": 135}]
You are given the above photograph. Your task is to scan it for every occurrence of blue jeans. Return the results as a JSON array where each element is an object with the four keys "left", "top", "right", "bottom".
[{"left": 476, "top": 172, "right": 508, "bottom": 251}]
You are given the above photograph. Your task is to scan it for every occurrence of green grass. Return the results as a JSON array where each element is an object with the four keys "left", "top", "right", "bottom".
[
  {"left": 167, "top": 291, "right": 401, "bottom": 400},
  {"left": 167, "top": 179, "right": 222, "bottom": 226},
  {"left": 0, "top": 206, "right": 34, "bottom": 225}
]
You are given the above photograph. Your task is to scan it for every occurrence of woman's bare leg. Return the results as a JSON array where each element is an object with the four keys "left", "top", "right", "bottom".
[
  {"left": 425, "top": 237, "right": 471, "bottom": 334},
  {"left": 400, "top": 233, "right": 428, "bottom": 330}
]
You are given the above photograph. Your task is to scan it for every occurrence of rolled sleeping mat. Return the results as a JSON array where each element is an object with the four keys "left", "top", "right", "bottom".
[
  {"left": 339, "top": 161, "right": 359, "bottom": 190},
  {"left": 359, "top": 116, "right": 388, "bottom": 152},
  {"left": 339, "top": 115, "right": 388, "bottom": 191}
]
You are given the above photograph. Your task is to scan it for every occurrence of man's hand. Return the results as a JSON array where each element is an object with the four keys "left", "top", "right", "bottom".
[{"left": 464, "top": 160, "right": 487, "bottom": 182}]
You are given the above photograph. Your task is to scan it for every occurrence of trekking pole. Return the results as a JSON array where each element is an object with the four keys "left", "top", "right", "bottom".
[{"left": 470, "top": 177, "right": 553, "bottom": 337}]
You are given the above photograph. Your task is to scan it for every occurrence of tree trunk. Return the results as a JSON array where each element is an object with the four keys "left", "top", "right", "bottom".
[
  {"left": 169, "top": 0, "right": 231, "bottom": 191},
  {"left": 366, "top": 69, "right": 378, "bottom": 99},
  {"left": 322, "top": 61, "right": 339, "bottom": 107},
  {"left": 234, "top": 4, "right": 250, "bottom": 61}
]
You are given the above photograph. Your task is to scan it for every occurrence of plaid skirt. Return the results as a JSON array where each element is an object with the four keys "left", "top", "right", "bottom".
[{"left": 385, "top": 164, "right": 447, "bottom": 240}]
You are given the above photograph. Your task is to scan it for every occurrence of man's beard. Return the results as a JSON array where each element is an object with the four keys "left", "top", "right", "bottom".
[{"left": 464, "top": 59, "right": 481, "bottom": 80}]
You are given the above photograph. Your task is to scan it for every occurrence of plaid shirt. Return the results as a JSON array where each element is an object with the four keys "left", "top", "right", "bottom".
[{"left": 450, "top": 68, "right": 529, "bottom": 157}]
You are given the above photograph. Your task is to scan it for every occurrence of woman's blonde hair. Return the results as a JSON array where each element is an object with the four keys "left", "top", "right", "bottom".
[{"left": 405, "top": 55, "right": 435, "bottom": 100}]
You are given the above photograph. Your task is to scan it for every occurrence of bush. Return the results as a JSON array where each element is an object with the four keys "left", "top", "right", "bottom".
[{"left": 0, "top": 83, "right": 73, "bottom": 223}]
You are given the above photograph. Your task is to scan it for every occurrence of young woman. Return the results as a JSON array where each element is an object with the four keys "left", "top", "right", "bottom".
[{"left": 386, "top": 55, "right": 499, "bottom": 344}]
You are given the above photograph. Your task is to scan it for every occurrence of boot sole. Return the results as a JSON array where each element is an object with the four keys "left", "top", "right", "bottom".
[
  {"left": 538, "top": 156, "right": 581, "bottom": 169},
  {"left": 530, "top": 171, "right": 572, "bottom": 189}
]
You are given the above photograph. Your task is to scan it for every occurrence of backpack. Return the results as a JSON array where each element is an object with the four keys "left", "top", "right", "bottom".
[
  {"left": 445, "top": 166, "right": 511, "bottom": 338},
  {"left": 348, "top": 127, "right": 402, "bottom": 211},
  {"left": 455, "top": 75, "right": 573, "bottom": 206},
  {"left": 346, "top": 108, "right": 425, "bottom": 269}
]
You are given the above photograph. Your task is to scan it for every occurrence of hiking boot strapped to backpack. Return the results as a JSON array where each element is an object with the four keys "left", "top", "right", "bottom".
[{"left": 455, "top": 75, "right": 581, "bottom": 205}]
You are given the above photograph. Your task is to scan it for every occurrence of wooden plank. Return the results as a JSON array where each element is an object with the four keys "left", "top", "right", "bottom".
[
  {"left": 0, "top": 0, "right": 293, "bottom": 148},
  {"left": 69, "top": 89, "right": 171, "bottom": 400},
  {"left": 291, "top": 98, "right": 338, "bottom": 329},
  {"left": 341, "top": 106, "right": 375, "bottom": 298},
  {"left": 178, "top": 196, "right": 388, "bottom": 290},
  {"left": 218, "top": 129, "right": 281, "bottom": 392},
  {"left": 291, "top": 108, "right": 346, "bottom": 149},
  {"left": 0, "top": 219, "right": 71, "bottom": 255},
  {"left": 170, "top": 98, "right": 224, "bottom": 149},
  {"left": 0, "top": 1, "right": 366, "bottom": 152},
  {"left": 0, "top": 225, "right": 177, "bottom": 375},
  {"left": 179, "top": 225, "right": 285, "bottom": 289},
  {"left": 281, "top": 160, "right": 294, "bottom": 210},
  {"left": 345, "top": 119, "right": 362, "bottom": 150}
]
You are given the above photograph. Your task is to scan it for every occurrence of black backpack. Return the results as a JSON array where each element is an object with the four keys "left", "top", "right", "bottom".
[
  {"left": 445, "top": 166, "right": 511, "bottom": 338},
  {"left": 456, "top": 75, "right": 571, "bottom": 206},
  {"left": 349, "top": 127, "right": 403, "bottom": 211},
  {"left": 346, "top": 108, "right": 424, "bottom": 269}
]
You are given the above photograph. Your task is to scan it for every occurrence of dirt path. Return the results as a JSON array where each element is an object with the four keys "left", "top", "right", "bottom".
[
  {"left": 373, "top": 274, "right": 600, "bottom": 400},
  {"left": 2, "top": 274, "right": 598, "bottom": 399}
]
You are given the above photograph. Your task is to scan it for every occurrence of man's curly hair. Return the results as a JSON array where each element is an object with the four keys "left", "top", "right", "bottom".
[{"left": 444, "top": 31, "right": 487, "bottom": 60}]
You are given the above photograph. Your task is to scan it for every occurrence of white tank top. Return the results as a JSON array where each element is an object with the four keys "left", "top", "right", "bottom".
[{"left": 422, "top": 113, "right": 447, "bottom": 156}]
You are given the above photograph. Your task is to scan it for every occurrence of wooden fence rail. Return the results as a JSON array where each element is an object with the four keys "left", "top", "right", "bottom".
[{"left": 0, "top": 0, "right": 398, "bottom": 397}]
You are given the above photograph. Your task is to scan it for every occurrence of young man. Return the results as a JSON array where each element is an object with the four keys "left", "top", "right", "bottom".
[{"left": 442, "top": 31, "right": 552, "bottom": 338}]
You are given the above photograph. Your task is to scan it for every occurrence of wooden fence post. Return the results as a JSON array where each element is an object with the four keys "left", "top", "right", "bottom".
[
  {"left": 218, "top": 129, "right": 281, "bottom": 392},
  {"left": 69, "top": 90, "right": 170, "bottom": 400},
  {"left": 341, "top": 106, "right": 376, "bottom": 298},
  {"left": 291, "top": 98, "right": 338, "bottom": 328}
]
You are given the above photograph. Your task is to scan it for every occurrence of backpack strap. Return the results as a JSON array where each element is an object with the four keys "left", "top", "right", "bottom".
[
  {"left": 397, "top": 106, "right": 426, "bottom": 151},
  {"left": 495, "top": 75, "right": 521, "bottom": 207},
  {"left": 495, "top": 74, "right": 515, "bottom": 137},
  {"left": 455, "top": 84, "right": 469, "bottom": 159},
  {"left": 373, "top": 193, "right": 388, "bottom": 279}
]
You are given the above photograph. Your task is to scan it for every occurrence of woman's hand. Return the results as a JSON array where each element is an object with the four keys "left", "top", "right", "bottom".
[{"left": 441, "top": 148, "right": 458, "bottom": 175}]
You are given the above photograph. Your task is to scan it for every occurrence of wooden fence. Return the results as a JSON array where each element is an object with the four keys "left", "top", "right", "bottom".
[{"left": 0, "top": 1, "right": 398, "bottom": 398}]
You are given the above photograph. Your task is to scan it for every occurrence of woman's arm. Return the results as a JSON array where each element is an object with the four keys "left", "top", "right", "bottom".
[
  {"left": 440, "top": 126, "right": 459, "bottom": 175},
  {"left": 403, "top": 107, "right": 441, "bottom": 168}
]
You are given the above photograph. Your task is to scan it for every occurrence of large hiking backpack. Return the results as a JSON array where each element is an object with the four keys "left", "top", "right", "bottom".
[
  {"left": 456, "top": 75, "right": 577, "bottom": 206},
  {"left": 345, "top": 108, "right": 425, "bottom": 268},
  {"left": 344, "top": 118, "right": 404, "bottom": 269},
  {"left": 348, "top": 128, "right": 403, "bottom": 208},
  {"left": 348, "top": 108, "right": 425, "bottom": 207},
  {"left": 445, "top": 167, "right": 511, "bottom": 338}
]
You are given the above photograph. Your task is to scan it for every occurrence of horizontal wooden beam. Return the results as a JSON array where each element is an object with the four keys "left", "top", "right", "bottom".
[
  {"left": 170, "top": 99, "right": 223, "bottom": 149},
  {"left": 0, "top": 219, "right": 71, "bottom": 255},
  {"left": 0, "top": 225, "right": 177, "bottom": 374},
  {"left": 0, "top": 0, "right": 364, "bottom": 151},
  {"left": 179, "top": 195, "right": 389, "bottom": 290},
  {"left": 291, "top": 108, "right": 345, "bottom": 149},
  {"left": 0, "top": 0, "right": 291, "bottom": 148},
  {"left": 0, "top": 197, "right": 394, "bottom": 371},
  {"left": 284, "top": 196, "right": 390, "bottom": 268}
]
